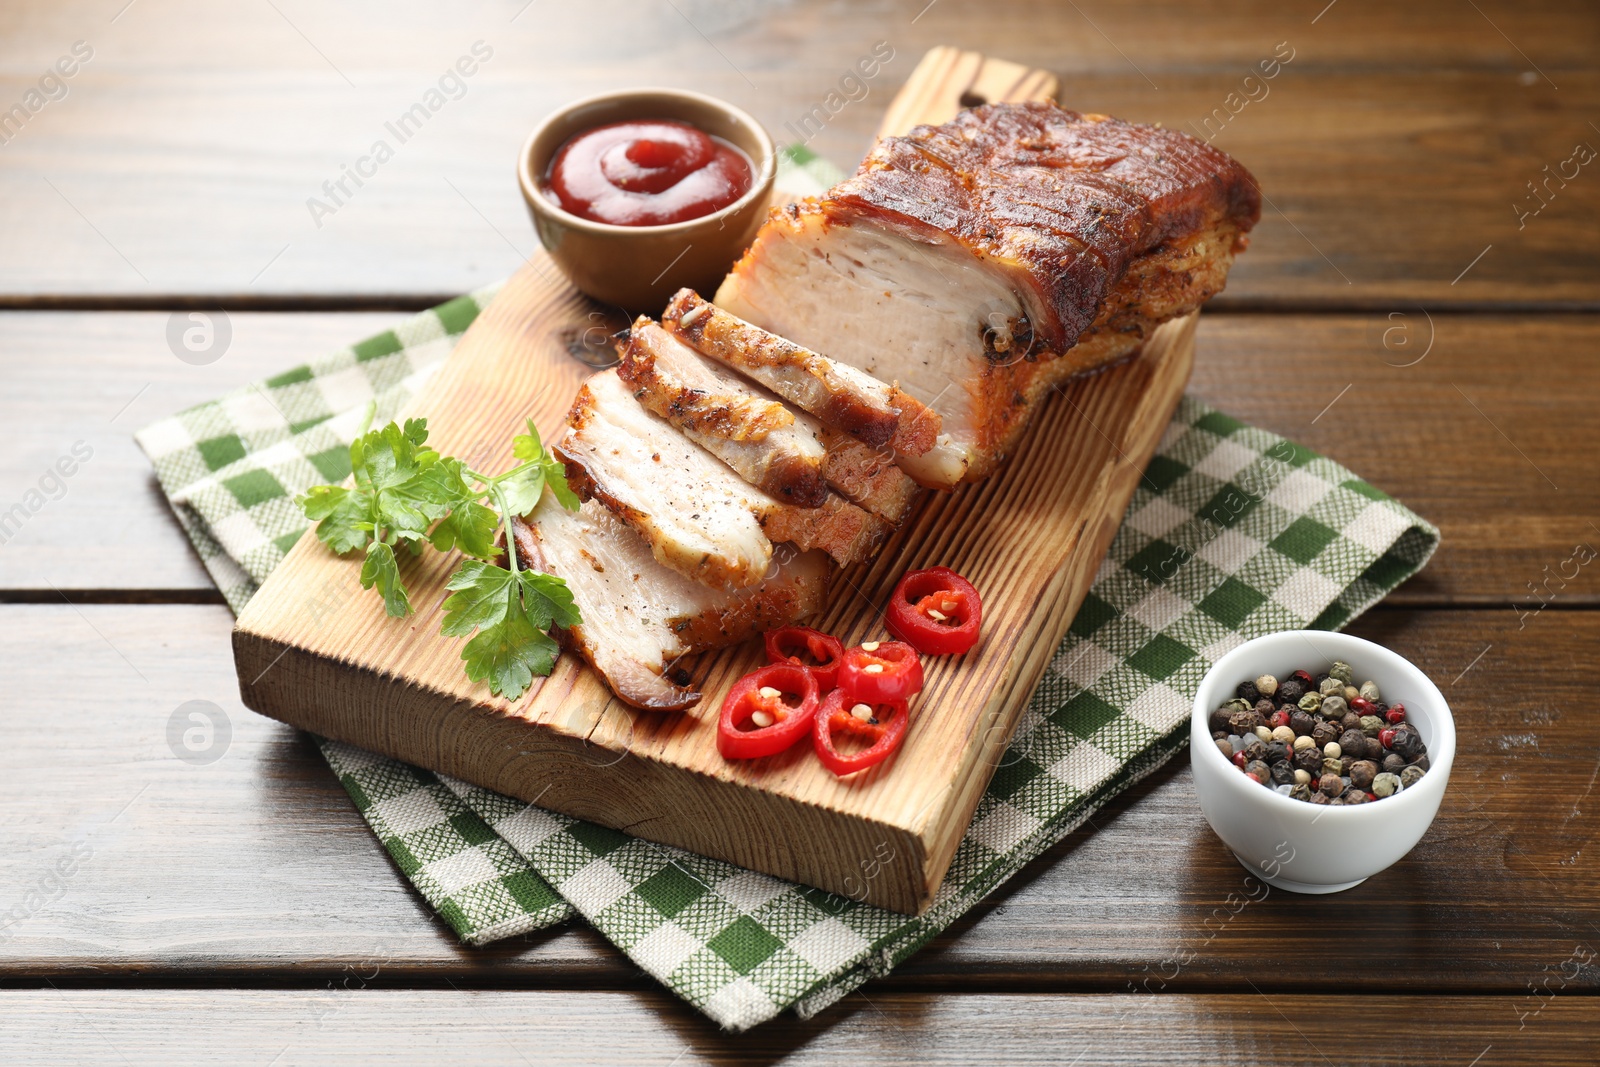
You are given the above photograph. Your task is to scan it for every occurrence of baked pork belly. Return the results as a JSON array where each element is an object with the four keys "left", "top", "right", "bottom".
[
  {"left": 663, "top": 289, "right": 939, "bottom": 456},
  {"left": 617, "top": 319, "right": 829, "bottom": 508},
  {"left": 513, "top": 505, "right": 829, "bottom": 710},
  {"left": 714, "top": 102, "right": 1260, "bottom": 486},
  {"left": 555, "top": 370, "right": 889, "bottom": 589}
]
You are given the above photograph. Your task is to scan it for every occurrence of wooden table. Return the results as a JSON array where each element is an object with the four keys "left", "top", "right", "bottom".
[{"left": 2, "top": 1, "right": 1596, "bottom": 1061}]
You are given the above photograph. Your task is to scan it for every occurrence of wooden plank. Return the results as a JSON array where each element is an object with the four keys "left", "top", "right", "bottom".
[
  {"left": 1, "top": 1, "right": 1596, "bottom": 306},
  {"left": 3, "top": 311, "right": 1591, "bottom": 603},
  {"left": 1, "top": 990, "right": 1596, "bottom": 1063},
  {"left": 4, "top": 605, "right": 1595, "bottom": 988},
  {"left": 230, "top": 51, "right": 1202, "bottom": 913},
  {"left": 0, "top": 311, "right": 409, "bottom": 594}
]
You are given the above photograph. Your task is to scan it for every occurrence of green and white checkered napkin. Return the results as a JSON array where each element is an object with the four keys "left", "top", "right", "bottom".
[{"left": 136, "top": 149, "right": 1438, "bottom": 1031}]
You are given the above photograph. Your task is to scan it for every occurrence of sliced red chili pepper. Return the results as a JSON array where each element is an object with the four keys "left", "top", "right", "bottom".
[
  {"left": 837, "top": 641, "right": 923, "bottom": 704},
  {"left": 885, "top": 566, "right": 982, "bottom": 655},
  {"left": 812, "top": 688, "right": 909, "bottom": 777},
  {"left": 763, "top": 625, "right": 845, "bottom": 691},
  {"left": 716, "top": 663, "right": 820, "bottom": 760}
]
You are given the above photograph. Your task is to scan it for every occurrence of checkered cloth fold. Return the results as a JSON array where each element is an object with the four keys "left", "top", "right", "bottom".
[{"left": 136, "top": 148, "right": 1438, "bottom": 1030}]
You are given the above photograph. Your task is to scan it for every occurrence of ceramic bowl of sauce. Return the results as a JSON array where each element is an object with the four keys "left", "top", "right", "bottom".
[{"left": 519, "top": 89, "right": 776, "bottom": 311}]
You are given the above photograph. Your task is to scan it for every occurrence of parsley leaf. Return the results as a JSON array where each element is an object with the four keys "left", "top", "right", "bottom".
[
  {"left": 442, "top": 560, "right": 574, "bottom": 699},
  {"left": 360, "top": 541, "right": 410, "bottom": 618},
  {"left": 296, "top": 415, "right": 584, "bottom": 698}
]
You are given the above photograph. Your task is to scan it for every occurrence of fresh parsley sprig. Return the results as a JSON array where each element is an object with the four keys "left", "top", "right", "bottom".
[{"left": 296, "top": 409, "right": 582, "bottom": 700}]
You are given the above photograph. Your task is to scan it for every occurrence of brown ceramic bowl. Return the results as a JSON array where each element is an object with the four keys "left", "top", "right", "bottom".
[{"left": 518, "top": 88, "right": 776, "bottom": 313}]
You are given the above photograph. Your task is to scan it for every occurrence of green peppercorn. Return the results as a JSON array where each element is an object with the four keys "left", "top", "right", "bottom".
[
  {"left": 1321, "top": 695, "right": 1349, "bottom": 718},
  {"left": 1399, "top": 765, "right": 1426, "bottom": 789},
  {"left": 1321, "top": 757, "right": 1343, "bottom": 777},
  {"left": 1372, "top": 772, "right": 1402, "bottom": 798},
  {"left": 1343, "top": 685, "right": 1360, "bottom": 704},
  {"left": 1319, "top": 677, "right": 1344, "bottom": 696},
  {"left": 1359, "top": 714, "right": 1384, "bottom": 738},
  {"left": 1329, "top": 660, "right": 1355, "bottom": 685},
  {"left": 1225, "top": 697, "right": 1251, "bottom": 713},
  {"left": 1359, "top": 680, "right": 1380, "bottom": 702},
  {"left": 1290, "top": 783, "right": 1313, "bottom": 802},
  {"left": 1298, "top": 692, "right": 1323, "bottom": 713}
]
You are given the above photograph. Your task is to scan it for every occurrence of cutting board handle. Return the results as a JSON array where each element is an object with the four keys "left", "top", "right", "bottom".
[{"left": 876, "top": 46, "right": 1058, "bottom": 139}]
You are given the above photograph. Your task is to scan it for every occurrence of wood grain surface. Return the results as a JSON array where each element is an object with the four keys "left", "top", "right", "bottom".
[
  {"left": 4, "top": 0, "right": 1597, "bottom": 1058},
  {"left": 1, "top": 990, "right": 1596, "bottom": 1064},
  {"left": 2, "top": 1, "right": 1596, "bottom": 308}
]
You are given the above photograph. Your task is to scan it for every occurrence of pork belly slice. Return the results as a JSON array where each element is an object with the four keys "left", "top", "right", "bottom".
[
  {"left": 556, "top": 370, "right": 890, "bottom": 588},
  {"left": 617, "top": 319, "right": 829, "bottom": 508},
  {"left": 815, "top": 425, "right": 920, "bottom": 524},
  {"left": 662, "top": 289, "right": 939, "bottom": 456},
  {"left": 715, "top": 102, "right": 1259, "bottom": 487},
  {"left": 512, "top": 505, "right": 829, "bottom": 711}
]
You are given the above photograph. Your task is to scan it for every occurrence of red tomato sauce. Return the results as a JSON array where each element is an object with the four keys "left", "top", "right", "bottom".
[{"left": 544, "top": 119, "right": 753, "bottom": 226}]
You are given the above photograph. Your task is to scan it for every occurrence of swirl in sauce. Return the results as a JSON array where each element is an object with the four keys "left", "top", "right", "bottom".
[{"left": 544, "top": 119, "right": 754, "bottom": 227}]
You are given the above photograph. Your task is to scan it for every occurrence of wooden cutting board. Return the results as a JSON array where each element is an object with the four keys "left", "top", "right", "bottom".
[{"left": 232, "top": 47, "right": 1196, "bottom": 915}]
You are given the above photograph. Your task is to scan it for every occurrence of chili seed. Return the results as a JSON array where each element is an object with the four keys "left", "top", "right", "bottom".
[
  {"left": 860, "top": 640, "right": 880, "bottom": 652},
  {"left": 851, "top": 703, "right": 874, "bottom": 722},
  {"left": 751, "top": 710, "right": 774, "bottom": 728},
  {"left": 758, "top": 686, "right": 782, "bottom": 700},
  {"left": 863, "top": 663, "right": 885, "bottom": 675},
  {"left": 926, "top": 608, "right": 948, "bottom": 621},
  {"left": 1372, "top": 772, "right": 1402, "bottom": 798}
]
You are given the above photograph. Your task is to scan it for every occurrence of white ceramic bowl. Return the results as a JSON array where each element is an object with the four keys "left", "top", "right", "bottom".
[{"left": 1190, "top": 630, "right": 1454, "bottom": 893}]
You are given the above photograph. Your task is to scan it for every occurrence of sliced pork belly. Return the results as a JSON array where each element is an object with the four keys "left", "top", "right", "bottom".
[
  {"left": 513, "top": 505, "right": 829, "bottom": 710},
  {"left": 715, "top": 102, "right": 1260, "bottom": 486},
  {"left": 814, "top": 425, "right": 920, "bottom": 524},
  {"left": 616, "top": 319, "right": 829, "bottom": 508},
  {"left": 662, "top": 289, "right": 938, "bottom": 456},
  {"left": 556, "top": 370, "right": 889, "bottom": 588}
]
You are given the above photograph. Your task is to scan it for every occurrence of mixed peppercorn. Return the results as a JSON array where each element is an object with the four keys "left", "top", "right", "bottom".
[{"left": 1209, "top": 660, "right": 1431, "bottom": 805}]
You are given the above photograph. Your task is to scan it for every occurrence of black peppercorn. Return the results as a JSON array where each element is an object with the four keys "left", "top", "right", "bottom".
[
  {"left": 1236, "top": 680, "right": 1261, "bottom": 705},
  {"left": 1245, "top": 759, "right": 1272, "bottom": 784},
  {"left": 1278, "top": 678, "right": 1306, "bottom": 705},
  {"left": 1341, "top": 711, "right": 1362, "bottom": 732},
  {"left": 1364, "top": 736, "right": 1384, "bottom": 761},
  {"left": 1349, "top": 760, "right": 1377, "bottom": 791},
  {"left": 1254, "top": 697, "right": 1277, "bottom": 720},
  {"left": 1309, "top": 790, "right": 1329, "bottom": 805},
  {"left": 1210, "top": 708, "right": 1233, "bottom": 733},
  {"left": 1319, "top": 773, "right": 1345, "bottom": 798},
  {"left": 1294, "top": 747, "right": 1324, "bottom": 775},
  {"left": 1391, "top": 725, "right": 1424, "bottom": 761},
  {"left": 1312, "top": 721, "right": 1339, "bottom": 747},
  {"left": 1244, "top": 738, "right": 1267, "bottom": 762},
  {"left": 1266, "top": 741, "right": 1291, "bottom": 764},
  {"left": 1289, "top": 710, "right": 1314, "bottom": 737},
  {"left": 1344, "top": 789, "right": 1371, "bottom": 805},
  {"left": 1228, "top": 709, "right": 1259, "bottom": 735},
  {"left": 1270, "top": 760, "right": 1295, "bottom": 785},
  {"left": 1408, "top": 752, "right": 1431, "bottom": 772},
  {"left": 1338, "top": 729, "right": 1367, "bottom": 756},
  {"left": 1382, "top": 752, "right": 1406, "bottom": 775}
]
